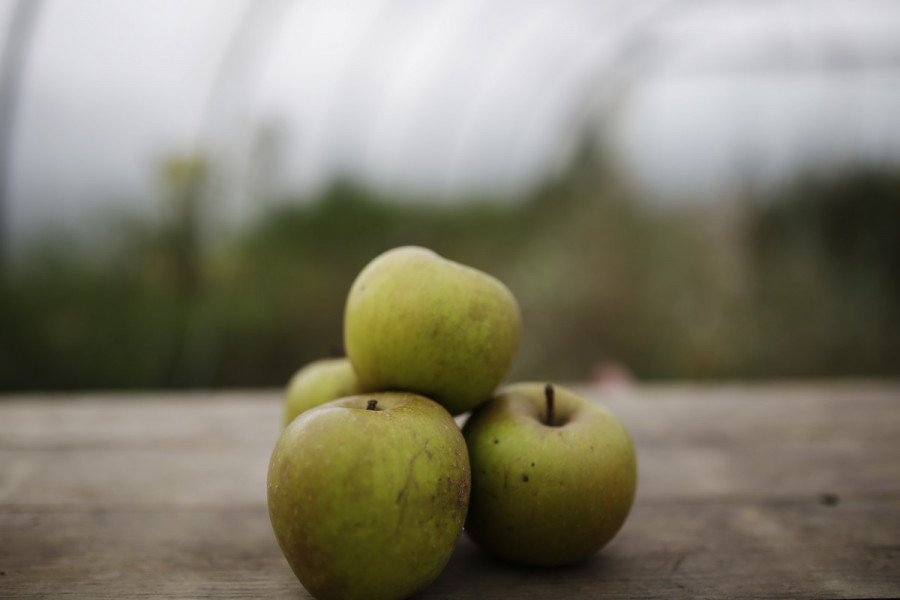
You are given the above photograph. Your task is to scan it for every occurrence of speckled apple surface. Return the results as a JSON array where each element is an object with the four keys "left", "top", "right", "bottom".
[
  {"left": 267, "top": 392, "right": 471, "bottom": 600},
  {"left": 283, "top": 358, "right": 368, "bottom": 428},
  {"left": 343, "top": 246, "right": 521, "bottom": 415},
  {"left": 463, "top": 382, "right": 637, "bottom": 567}
]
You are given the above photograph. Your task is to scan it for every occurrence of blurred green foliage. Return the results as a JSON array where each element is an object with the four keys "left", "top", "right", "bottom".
[{"left": 1, "top": 150, "right": 898, "bottom": 391}]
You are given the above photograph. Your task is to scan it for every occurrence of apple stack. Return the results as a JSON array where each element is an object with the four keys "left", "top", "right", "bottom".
[{"left": 268, "top": 247, "right": 637, "bottom": 600}]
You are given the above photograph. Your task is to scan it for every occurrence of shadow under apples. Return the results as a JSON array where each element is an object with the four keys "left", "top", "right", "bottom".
[{"left": 422, "top": 535, "right": 629, "bottom": 598}]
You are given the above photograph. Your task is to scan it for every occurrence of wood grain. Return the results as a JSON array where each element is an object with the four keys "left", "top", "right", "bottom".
[{"left": 1, "top": 383, "right": 898, "bottom": 598}]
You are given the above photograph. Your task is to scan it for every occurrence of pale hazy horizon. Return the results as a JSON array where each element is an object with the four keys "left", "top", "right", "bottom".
[{"left": 3, "top": 0, "right": 900, "bottom": 241}]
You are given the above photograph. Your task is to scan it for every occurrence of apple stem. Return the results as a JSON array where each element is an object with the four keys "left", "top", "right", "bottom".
[
  {"left": 545, "top": 384, "right": 555, "bottom": 426},
  {"left": 366, "top": 399, "right": 377, "bottom": 411}
]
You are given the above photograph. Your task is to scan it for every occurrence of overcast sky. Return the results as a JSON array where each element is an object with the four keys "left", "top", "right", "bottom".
[{"left": 3, "top": 0, "right": 900, "bottom": 235}]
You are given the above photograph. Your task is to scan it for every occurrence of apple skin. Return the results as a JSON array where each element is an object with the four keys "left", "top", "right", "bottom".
[
  {"left": 283, "top": 358, "right": 367, "bottom": 428},
  {"left": 267, "top": 392, "right": 471, "bottom": 600},
  {"left": 462, "top": 382, "right": 637, "bottom": 567},
  {"left": 344, "top": 246, "right": 521, "bottom": 415}
]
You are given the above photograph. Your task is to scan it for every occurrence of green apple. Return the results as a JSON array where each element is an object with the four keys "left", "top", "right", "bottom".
[
  {"left": 283, "top": 358, "right": 367, "bottom": 428},
  {"left": 344, "top": 246, "right": 521, "bottom": 415},
  {"left": 463, "top": 382, "right": 637, "bottom": 567},
  {"left": 267, "top": 392, "right": 471, "bottom": 600}
]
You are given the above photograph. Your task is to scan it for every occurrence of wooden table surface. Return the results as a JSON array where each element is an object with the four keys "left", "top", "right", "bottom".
[{"left": 1, "top": 383, "right": 898, "bottom": 599}]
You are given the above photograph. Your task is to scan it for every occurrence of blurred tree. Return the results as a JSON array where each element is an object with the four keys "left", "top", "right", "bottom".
[
  {"left": 2, "top": 153, "right": 898, "bottom": 392},
  {"left": 747, "top": 169, "right": 900, "bottom": 376}
]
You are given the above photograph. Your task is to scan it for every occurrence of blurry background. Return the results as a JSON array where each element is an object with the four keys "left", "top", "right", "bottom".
[{"left": 0, "top": 0, "right": 898, "bottom": 391}]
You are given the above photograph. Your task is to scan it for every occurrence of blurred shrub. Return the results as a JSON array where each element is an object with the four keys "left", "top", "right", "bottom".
[
  {"left": 745, "top": 169, "right": 900, "bottom": 376},
  {"left": 1, "top": 154, "right": 898, "bottom": 391}
]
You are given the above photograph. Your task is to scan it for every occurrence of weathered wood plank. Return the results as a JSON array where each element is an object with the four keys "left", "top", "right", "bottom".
[
  {"left": 2, "top": 385, "right": 897, "bottom": 506},
  {"left": 1, "top": 497, "right": 897, "bottom": 598},
  {"left": 0, "top": 383, "right": 898, "bottom": 599}
]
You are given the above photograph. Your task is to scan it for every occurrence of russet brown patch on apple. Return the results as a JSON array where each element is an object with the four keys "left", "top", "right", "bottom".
[
  {"left": 467, "top": 302, "right": 489, "bottom": 321},
  {"left": 457, "top": 476, "right": 471, "bottom": 511},
  {"left": 395, "top": 443, "right": 428, "bottom": 505}
]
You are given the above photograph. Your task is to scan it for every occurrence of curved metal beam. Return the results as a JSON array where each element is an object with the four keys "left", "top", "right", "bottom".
[{"left": 0, "top": 0, "right": 44, "bottom": 272}]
